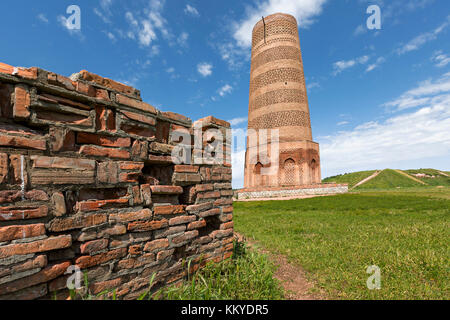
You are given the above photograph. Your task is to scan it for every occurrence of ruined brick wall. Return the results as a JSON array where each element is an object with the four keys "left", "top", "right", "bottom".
[{"left": 0, "top": 62, "right": 233, "bottom": 300}]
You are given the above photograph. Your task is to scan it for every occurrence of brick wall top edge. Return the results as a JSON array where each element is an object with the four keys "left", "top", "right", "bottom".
[{"left": 0, "top": 62, "right": 234, "bottom": 129}]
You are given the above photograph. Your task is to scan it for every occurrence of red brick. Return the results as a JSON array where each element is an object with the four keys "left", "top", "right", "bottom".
[
  {"left": 195, "top": 116, "right": 230, "bottom": 128},
  {"left": 79, "top": 145, "right": 130, "bottom": 159},
  {"left": 147, "top": 154, "right": 174, "bottom": 164},
  {"left": 13, "top": 85, "right": 30, "bottom": 119},
  {"left": 220, "top": 221, "right": 234, "bottom": 230},
  {"left": 187, "top": 220, "right": 206, "bottom": 230},
  {"left": 195, "top": 184, "right": 214, "bottom": 192},
  {"left": 157, "top": 249, "right": 174, "bottom": 261},
  {"left": 0, "top": 235, "right": 72, "bottom": 257},
  {"left": 118, "top": 172, "right": 140, "bottom": 183},
  {"left": 75, "top": 248, "right": 127, "bottom": 269},
  {"left": 197, "top": 191, "right": 220, "bottom": 199},
  {"left": 89, "top": 278, "right": 122, "bottom": 295},
  {"left": 77, "top": 132, "right": 131, "bottom": 148},
  {"left": 169, "top": 215, "right": 196, "bottom": 226},
  {"left": 170, "top": 230, "right": 199, "bottom": 245},
  {"left": 117, "top": 253, "right": 155, "bottom": 270},
  {"left": 150, "top": 185, "right": 183, "bottom": 195},
  {"left": 116, "top": 94, "right": 156, "bottom": 114},
  {"left": 119, "top": 161, "right": 144, "bottom": 171},
  {"left": 97, "top": 162, "right": 119, "bottom": 184},
  {"left": 140, "top": 184, "right": 152, "bottom": 205},
  {"left": 154, "top": 205, "right": 186, "bottom": 215},
  {"left": 0, "top": 190, "right": 48, "bottom": 204},
  {"left": 174, "top": 165, "right": 199, "bottom": 173},
  {"left": 0, "top": 153, "right": 7, "bottom": 184},
  {"left": 0, "top": 134, "right": 46, "bottom": 150},
  {"left": 95, "top": 106, "right": 116, "bottom": 131},
  {"left": 0, "top": 224, "right": 46, "bottom": 242},
  {"left": 132, "top": 185, "right": 143, "bottom": 205},
  {"left": 39, "top": 93, "right": 90, "bottom": 110},
  {"left": 0, "top": 261, "right": 70, "bottom": 295},
  {"left": 78, "top": 70, "right": 138, "bottom": 96},
  {"left": 161, "top": 111, "right": 190, "bottom": 123},
  {"left": 0, "top": 62, "right": 14, "bottom": 75},
  {"left": 143, "top": 239, "right": 169, "bottom": 252},
  {"left": 127, "top": 219, "right": 168, "bottom": 232},
  {"left": 49, "top": 127, "right": 76, "bottom": 152},
  {"left": 0, "top": 205, "right": 48, "bottom": 221},
  {"left": 76, "top": 199, "right": 129, "bottom": 212},
  {"left": 32, "top": 156, "right": 95, "bottom": 170},
  {"left": 131, "top": 140, "right": 148, "bottom": 160},
  {"left": 48, "top": 214, "right": 107, "bottom": 232},
  {"left": 75, "top": 81, "right": 96, "bottom": 96},
  {"left": 95, "top": 88, "right": 110, "bottom": 101},
  {"left": 13, "top": 67, "right": 38, "bottom": 80},
  {"left": 199, "top": 208, "right": 221, "bottom": 218},
  {"left": 47, "top": 73, "right": 76, "bottom": 91},
  {"left": 214, "top": 198, "right": 233, "bottom": 206},
  {"left": 128, "top": 244, "right": 142, "bottom": 256},
  {"left": 185, "top": 202, "right": 213, "bottom": 213},
  {"left": 120, "top": 123, "right": 155, "bottom": 138},
  {"left": 109, "top": 208, "right": 152, "bottom": 223},
  {"left": 80, "top": 239, "right": 109, "bottom": 255},
  {"left": 51, "top": 192, "right": 66, "bottom": 217},
  {"left": 121, "top": 110, "right": 156, "bottom": 126}
]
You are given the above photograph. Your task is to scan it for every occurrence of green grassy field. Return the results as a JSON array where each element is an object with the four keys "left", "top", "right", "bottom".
[
  {"left": 234, "top": 187, "right": 450, "bottom": 300},
  {"left": 356, "top": 169, "right": 423, "bottom": 190},
  {"left": 404, "top": 169, "right": 450, "bottom": 186}
]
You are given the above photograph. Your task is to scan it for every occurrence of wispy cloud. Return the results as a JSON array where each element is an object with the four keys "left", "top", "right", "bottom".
[
  {"left": 228, "top": 117, "right": 248, "bottom": 127},
  {"left": 94, "top": 0, "right": 114, "bottom": 23},
  {"left": 395, "top": 16, "right": 450, "bottom": 55},
  {"left": 197, "top": 62, "right": 213, "bottom": 77},
  {"left": 177, "top": 32, "right": 189, "bottom": 47},
  {"left": 57, "top": 14, "right": 85, "bottom": 40},
  {"left": 383, "top": 72, "right": 450, "bottom": 111},
  {"left": 431, "top": 50, "right": 450, "bottom": 67},
  {"left": 332, "top": 55, "right": 369, "bottom": 75},
  {"left": 366, "top": 56, "right": 386, "bottom": 72},
  {"left": 184, "top": 4, "right": 199, "bottom": 17},
  {"left": 218, "top": 84, "right": 233, "bottom": 97},
  {"left": 37, "top": 13, "right": 49, "bottom": 24}
]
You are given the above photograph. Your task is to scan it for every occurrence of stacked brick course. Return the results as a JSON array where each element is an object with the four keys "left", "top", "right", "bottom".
[{"left": 0, "top": 62, "right": 233, "bottom": 300}]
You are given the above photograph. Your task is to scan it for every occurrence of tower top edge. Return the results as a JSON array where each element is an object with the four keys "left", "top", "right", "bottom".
[{"left": 252, "top": 13, "right": 297, "bottom": 32}]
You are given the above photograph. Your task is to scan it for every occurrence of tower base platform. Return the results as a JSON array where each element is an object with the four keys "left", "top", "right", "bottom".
[{"left": 235, "top": 184, "right": 348, "bottom": 201}]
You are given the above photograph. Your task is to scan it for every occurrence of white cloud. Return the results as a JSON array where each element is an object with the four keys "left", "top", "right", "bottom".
[
  {"left": 94, "top": 0, "right": 113, "bottom": 23},
  {"left": 320, "top": 73, "right": 450, "bottom": 177},
  {"left": 177, "top": 32, "right": 189, "bottom": 47},
  {"left": 396, "top": 16, "right": 450, "bottom": 55},
  {"left": 353, "top": 24, "right": 366, "bottom": 36},
  {"left": 125, "top": 0, "right": 170, "bottom": 47},
  {"left": 307, "top": 81, "right": 320, "bottom": 91},
  {"left": 384, "top": 72, "right": 450, "bottom": 111},
  {"left": 57, "top": 15, "right": 85, "bottom": 40},
  {"left": 332, "top": 55, "right": 369, "bottom": 75},
  {"left": 37, "top": 13, "right": 48, "bottom": 24},
  {"left": 228, "top": 117, "right": 248, "bottom": 127},
  {"left": 337, "top": 121, "right": 349, "bottom": 126},
  {"left": 197, "top": 62, "right": 213, "bottom": 77},
  {"left": 233, "top": 0, "right": 328, "bottom": 48},
  {"left": 431, "top": 50, "right": 450, "bottom": 67},
  {"left": 218, "top": 84, "right": 233, "bottom": 97},
  {"left": 105, "top": 31, "right": 116, "bottom": 42},
  {"left": 184, "top": 4, "right": 199, "bottom": 17},
  {"left": 366, "top": 56, "right": 386, "bottom": 72}
]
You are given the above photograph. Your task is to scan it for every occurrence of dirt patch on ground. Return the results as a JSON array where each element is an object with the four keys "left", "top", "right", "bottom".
[{"left": 235, "top": 233, "right": 327, "bottom": 300}]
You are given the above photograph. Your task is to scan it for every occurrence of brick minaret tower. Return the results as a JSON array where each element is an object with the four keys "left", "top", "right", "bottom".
[{"left": 244, "top": 13, "right": 321, "bottom": 189}]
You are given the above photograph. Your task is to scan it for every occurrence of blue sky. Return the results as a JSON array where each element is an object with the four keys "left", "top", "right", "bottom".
[{"left": 1, "top": 0, "right": 449, "bottom": 188}]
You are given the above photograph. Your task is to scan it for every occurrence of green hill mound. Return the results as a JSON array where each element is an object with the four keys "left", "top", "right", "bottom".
[
  {"left": 323, "top": 168, "right": 450, "bottom": 190},
  {"left": 404, "top": 169, "right": 450, "bottom": 186},
  {"left": 322, "top": 170, "right": 376, "bottom": 188},
  {"left": 355, "top": 169, "right": 422, "bottom": 190}
]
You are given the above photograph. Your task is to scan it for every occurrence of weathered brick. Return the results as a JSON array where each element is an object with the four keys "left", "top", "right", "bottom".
[
  {"left": 75, "top": 248, "right": 127, "bottom": 269},
  {"left": 77, "top": 132, "right": 131, "bottom": 148},
  {"left": 153, "top": 205, "right": 186, "bottom": 215},
  {"left": 76, "top": 199, "right": 129, "bottom": 212},
  {"left": 197, "top": 191, "right": 220, "bottom": 199},
  {"left": 13, "top": 85, "right": 30, "bottom": 119},
  {"left": 121, "top": 110, "right": 156, "bottom": 126},
  {"left": 156, "top": 249, "right": 174, "bottom": 261},
  {"left": 187, "top": 220, "right": 206, "bottom": 230},
  {"left": 0, "top": 190, "right": 48, "bottom": 204},
  {"left": 143, "top": 239, "right": 169, "bottom": 252},
  {"left": 220, "top": 221, "right": 234, "bottom": 230},
  {"left": 131, "top": 140, "right": 148, "bottom": 160},
  {"left": 77, "top": 70, "right": 138, "bottom": 97},
  {"left": 0, "top": 224, "right": 46, "bottom": 242},
  {"left": 117, "top": 252, "right": 155, "bottom": 270},
  {"left": 79, "top": 145, "right": 130, "bottom": 159},
  {"left": 169, "top": 215, "right": 196, "bottom": 226},
  {"left": 0, "top": 261, "right": 70, "bottom": 295},
  {"left": 140, "top": 184, "right": 152, "bottom": 206},
  {"left": 51, "top": 192, "right": 66, "bottom": 217},
  {"left": 222, "top": 206, "right": 233, "bottom": 213},
  {"left": 80, "top": 239, "right": 109, "bottom": 255},
  {"left": 199, "top": 208, "right": 221, "bottom": 218},
  {"left": 214, "top": 198, "right": 233, "bottom": 206},
  {"left": 32, "top": 156, "right": 95, "bottom": 170},
  {"left": 185, "top": 202, "right": 213, "bottom": 213},
  {"left": 150, "top": 185, "right": 183, "bottom": 195},
  {"left": 174, "top": 165, "right": 199, "bottom": 173},
  {"left": 116, "top": 94, "right": 156, "bottom": 114},
  {"left": 89, "top": 278, "right": 122, "bottom": 295},
  {"left": 109, "top": 208, "right": 152, "bottom": 223},
  {"left": 195, "top": 184, "right": 214, "bottom": 192},
  {"left": 95, "top": 106, "right": 116, "bottom": 131},
  {"left": 0, "top": 205, "right": 48, "bottom": 221},
  {"left": 48, "top": 214, "right": 107, "bottom": 232},
  {"left": 97, "top": 161, "right": 119, "bottom": 184},
  {"left": 0, "top": 153, "right": 7, "bottom": 184},
  {"left": 49, "top": 127, "right": 76, "bottom": 152},
  {"left": 0, "top": 283, "right": 47, "bottom": 300},
  {"left": 0, "top": 134, "right": 46, "bottom": 150},
  {"left": 170, "top": 230, "right": 199, "bottom": 246},
  {"left": 0, "top": 235, "right": 71, "bottom": 258},
  {"left": 127, "top": 219, "right": 168, "bottom": 232}
]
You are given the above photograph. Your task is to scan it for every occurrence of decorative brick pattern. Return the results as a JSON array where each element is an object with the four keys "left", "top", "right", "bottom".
[{"left": 0, "top": 63, "right": 233, "bottom": 300}]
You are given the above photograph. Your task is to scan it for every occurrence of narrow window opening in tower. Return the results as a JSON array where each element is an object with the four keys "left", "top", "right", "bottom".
[{"left": 262, "top": 16, "right": 266, "bottom": 44}]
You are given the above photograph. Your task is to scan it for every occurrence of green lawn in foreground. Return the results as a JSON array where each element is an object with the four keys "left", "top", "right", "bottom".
[{"left": 234, "top": 187, "right": 450, "bottom": 300}]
